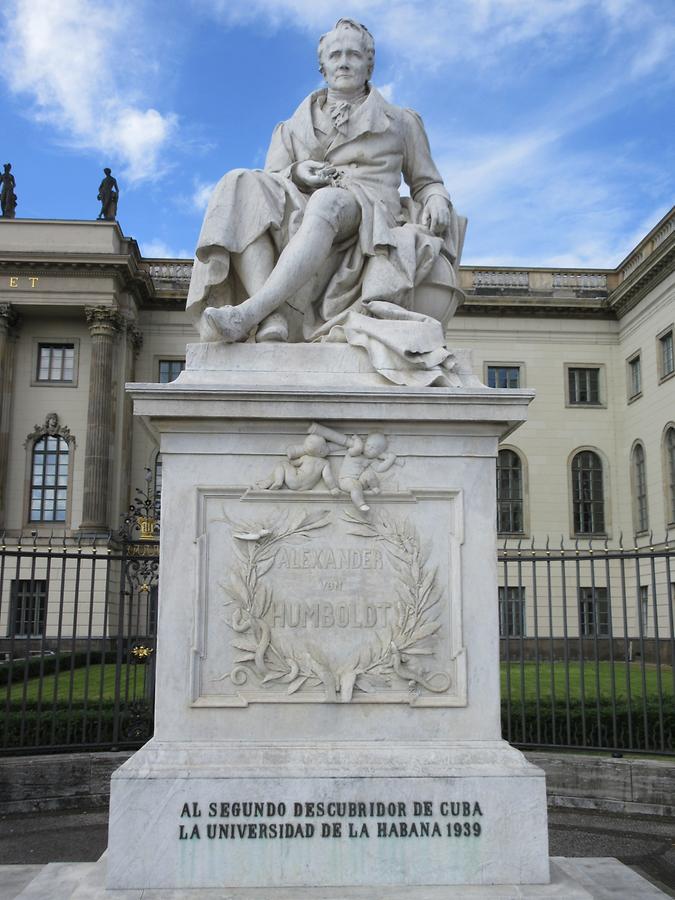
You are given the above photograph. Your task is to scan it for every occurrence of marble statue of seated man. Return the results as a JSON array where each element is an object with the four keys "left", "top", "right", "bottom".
[{"left": 186, "top": 18, "right": 466, "bottom": 384}]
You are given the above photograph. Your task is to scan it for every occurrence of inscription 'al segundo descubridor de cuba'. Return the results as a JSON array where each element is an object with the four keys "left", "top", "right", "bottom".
[
  {"left": 177, "top": 798, "right": 484, "bottom": 843},
  {"left": 207, "top": 423, "right": 461, "bottom": 705}
]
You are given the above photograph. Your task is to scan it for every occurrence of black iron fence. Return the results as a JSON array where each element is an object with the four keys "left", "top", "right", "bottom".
[
  {"left": 499, "top": 537, "right": 674, "bottom": 755},
  {"left": 1, "top": 535, "right": 673, "bottom": 756},
  {"left": 1, "top": 534, "right": 158, "bottom": 755}
]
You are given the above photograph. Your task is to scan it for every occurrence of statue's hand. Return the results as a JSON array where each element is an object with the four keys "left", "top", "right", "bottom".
[
  {"left": 294, "top": 160, "right": 337, "bottom": 191},
  {"left": 422, "top": 196, "right": 451, "bottom": 236}
]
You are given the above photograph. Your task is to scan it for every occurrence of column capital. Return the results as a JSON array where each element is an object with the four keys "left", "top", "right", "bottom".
[
  {"left": 84, "top": 306, "right": 125, "bottom": 338},
  {"left": 0, "top": 302, "right": 20, "bottom": 336}
]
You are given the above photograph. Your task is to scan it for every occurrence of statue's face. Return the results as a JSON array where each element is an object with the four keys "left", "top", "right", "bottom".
[
  {"left": 321, "top": 28, "right": 370, "bottom": 92},
  {"left": 364, "top": 434, "right": 386, "bottom": 458}
]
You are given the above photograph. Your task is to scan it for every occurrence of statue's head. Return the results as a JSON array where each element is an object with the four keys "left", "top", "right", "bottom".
[
  {"left": 363, "top": 432, "right": 388, "bottom": 459},
  {"left": 304, "top": 434, "right": 329, "bottom": 457},
  {"left": 104, "top": 167, "right": 112, "bottom": 175},
  {"left": 3, "top": 163, "right": 10, "bottom": 172},
  {"left": 318, "top": 18, "right": 374, "bottom": 91}
]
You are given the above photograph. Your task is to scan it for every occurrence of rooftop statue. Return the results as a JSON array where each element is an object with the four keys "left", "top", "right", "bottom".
[
  {"left": 187, "top": 18, "right": 467, "bottom": 385},
  {"left": 97, "top": 168, "right": 119, "bottom": 221},
  {"left": 0, "top": 163, "right": 17, "bottom": 219}
]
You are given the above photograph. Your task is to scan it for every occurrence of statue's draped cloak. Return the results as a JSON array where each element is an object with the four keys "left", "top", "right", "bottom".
[{"left": 187, "top": 87, "right": 465, "bottom": 386}]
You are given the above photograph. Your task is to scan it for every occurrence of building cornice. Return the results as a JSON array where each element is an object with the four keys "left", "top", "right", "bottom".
[
  {"left": 458, "top": 297, "right": 614, "bottom": 319},
  {"left": 1, "top": 208, "right": 673, "bottom": 318},
  {"left": 606, "top": 225, "right": 675, "bottom": 318}
]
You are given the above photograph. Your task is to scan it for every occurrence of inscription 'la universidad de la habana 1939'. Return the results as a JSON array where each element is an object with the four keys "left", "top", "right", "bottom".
[{"left": 178, "top": 798, "right": 484, "bottom": 842}]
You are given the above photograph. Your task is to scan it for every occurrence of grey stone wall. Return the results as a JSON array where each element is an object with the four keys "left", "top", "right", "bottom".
[{"left": 1, "top": 750, "right": 672, "bottom": 817}]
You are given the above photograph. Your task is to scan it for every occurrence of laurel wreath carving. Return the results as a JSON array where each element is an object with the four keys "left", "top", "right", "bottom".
[{"left": 219, "top": 508, "right": 451, "bottom": 702}]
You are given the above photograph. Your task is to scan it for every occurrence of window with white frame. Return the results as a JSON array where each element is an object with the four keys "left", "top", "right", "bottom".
[
  {"left": 153, "top": 452, "right": 163, "bottom": 510},
  {"left": 571, "top": 450, "right": 605, "bottom": 534},
  {"left": 578, "top": 587, "right": 609, "bottom": 637},
  {"left": 628, "top": 354, "right": 642, "bottom": 399},
  {"left": 568, "top": 367, "right": 600, "bottom": 405},
  {"left": 487, "top": 365, "right": 521, "bottom": 389},
  {"left": 498, "top": 586, "right": 526, "bottom": 637},
  {"left": 632, "top": 443, "right": 649, "bottom": 533},
  {"left": 158, "top": 359, "right": 185, "bottom": 383},
  {"left": 10, "top": 579, "right": 47, "bottom": 637},
  {"left": 667, "top": 426, "right": 675, "bottom": 524},
  {"left": 639, "top": 585, "right": 649, "bottom": 636},
  {"left": 29, "top": 434, "right": 69, "bottom": 522},
  {"left": 496, "top": 449, "right": 524, "bottom": 534},
  {"left": 659, "top": 329, "right": 674, "bottom": 380},
  {"left": 36, "top": 343, "right": 75, "bottom": 383}
]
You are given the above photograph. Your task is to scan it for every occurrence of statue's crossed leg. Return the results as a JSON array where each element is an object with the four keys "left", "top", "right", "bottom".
[{"left": 205, "top": 187, "right": 360, "bottom": 343}]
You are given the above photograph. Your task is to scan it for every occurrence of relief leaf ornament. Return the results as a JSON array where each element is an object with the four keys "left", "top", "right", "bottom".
[
  {"left": 341, "top": 509, "right": 451, "bottom": 700},
  {"left": 219, "top": 507, "right": 451, "bottom": 703},
  {"left": 219, "top": 509, "right": 335, "bottom": 695}
]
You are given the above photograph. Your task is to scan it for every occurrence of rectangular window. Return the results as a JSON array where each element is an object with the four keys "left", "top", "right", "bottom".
[
  {"left": 487, "top": 366, "right": 521, "bottom": 389},
  {"left": 498, "top": 587, "right": 526, "bottom": 637},
  {"left": 10, "top": 580, "right": 47, "bottom": 637},
  {"left": 639, "top": 585, "right": 649, "bottom": 636},
  {"left": 659, "top": 330, "right": 674, "bottom": 379},
  {"left": 36, "top": 344, "right": 75, "bottom": 383},
  {"left": 158, "top": 359, "right": 185, "bottom": 384},
  {"left": 628, "top": 355, "right": 641, "bottom": 398},
  {"left": 568, "top": 367, "right": 600, "bottom": 405},
  {"left": 578, "top": 587, "right": 609, "bottom": 637}
]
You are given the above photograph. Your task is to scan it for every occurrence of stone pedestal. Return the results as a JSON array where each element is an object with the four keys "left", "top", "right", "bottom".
[{"left": 109, "top": 344, "right": 547, "bottom": 891}]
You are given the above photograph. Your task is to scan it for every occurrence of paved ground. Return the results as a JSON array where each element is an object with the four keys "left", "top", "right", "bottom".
[{"left": 0, "top": 806, "right": 674, "bottom": 897}]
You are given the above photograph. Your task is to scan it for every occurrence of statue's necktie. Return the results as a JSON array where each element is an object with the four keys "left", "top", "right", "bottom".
[{"left": 330, "top": 101, "right": 351, "bottom": 135}]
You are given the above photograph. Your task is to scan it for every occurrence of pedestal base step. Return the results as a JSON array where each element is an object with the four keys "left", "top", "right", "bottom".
[
  {"left": 2, "top": 858, "right": 670, "bottom": 899},
  {"left": 106, "top": 741, "right": 550, "bottom": 889}
]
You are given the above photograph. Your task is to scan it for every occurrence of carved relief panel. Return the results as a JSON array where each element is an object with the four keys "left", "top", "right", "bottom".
[{"left": 192, "top": 484, "right": 466, "bottom": 708}]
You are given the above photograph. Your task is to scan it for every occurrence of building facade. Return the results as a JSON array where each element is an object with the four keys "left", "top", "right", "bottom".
[{"left": 0, "top": 209, "right": 673, "bottom": 650}]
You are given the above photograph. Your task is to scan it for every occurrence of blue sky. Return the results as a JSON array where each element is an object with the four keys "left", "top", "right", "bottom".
[{"left": 1, "top": 0, "right": 674, "bottom": 267}]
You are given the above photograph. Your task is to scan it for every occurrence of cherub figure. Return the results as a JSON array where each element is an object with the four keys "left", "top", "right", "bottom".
[
  {"left": 257, "top": 434, "right": 338, "bottom": 493},
  {"left": 309, "top": 424, "right": 396, "bottom": 511}
]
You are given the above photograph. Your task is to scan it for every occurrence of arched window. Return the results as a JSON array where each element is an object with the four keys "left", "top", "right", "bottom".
[
  {"left": 666, "top": 426, "right": 675, "bottom": 525},
  {"left": 571, "top": 450, "right": 605, "bottom": 534},
  {"left": 631, "top": 443, "right": 648, "bottom": 533},
  {"left": 153, "top": 451, "right": 163, "bottom": 503},
  {"left": 29, "top": 434, "right": 70, "bottom": 522},
  {"left": 497, "top": 449, "right": 524, "bottom": 534}
]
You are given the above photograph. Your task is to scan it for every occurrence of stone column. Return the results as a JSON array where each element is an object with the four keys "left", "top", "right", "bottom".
[
  {"left": 121, "top": 324, "right": 144, "bottom": 509},
  {"left": 80, "top": 306, "right": 124, "bottom": 532},
  {"left": 0, "top": 303, "right": 20, "bottom": 530}
]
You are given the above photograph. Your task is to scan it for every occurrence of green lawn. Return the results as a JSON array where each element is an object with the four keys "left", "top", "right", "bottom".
[
  {"left": 501, "top": 661, "right": 673, "bottom": 702},
  {"left": 4, "top": 659, "right": 672, "bottom": 704},
  {"left": 4, "top": 663, "right": 149, "bottom": 703}
]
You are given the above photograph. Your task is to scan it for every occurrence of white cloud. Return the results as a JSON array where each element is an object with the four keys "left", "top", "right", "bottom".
[
  {"left": 192, "top": 180, "right": 218, "bottom": 213},
  {"left": 434, "top": 128, "right": 658, "bottom": 268},
  {"left": 142, "top": 239, "right": 193, "bottom": 259},
  {"left": 375, "top": 82, "right": 395, "bottom": 103},
  {"left": 196, "top": 0, "right": 675, "bottom": 75},
  {"left": 0, "top": 0, "right": 178, "bottom": 183}
]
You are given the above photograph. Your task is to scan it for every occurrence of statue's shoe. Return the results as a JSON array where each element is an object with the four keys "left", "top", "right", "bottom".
[
  {"left": 256, "top": 312, "right": 289, "bottom": 342},
  {"left": 198, "top": 310, "right": 224, "bottom": 343},
  {"left": 203, "top": 305, "right": 252, "bottom": 343}
]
